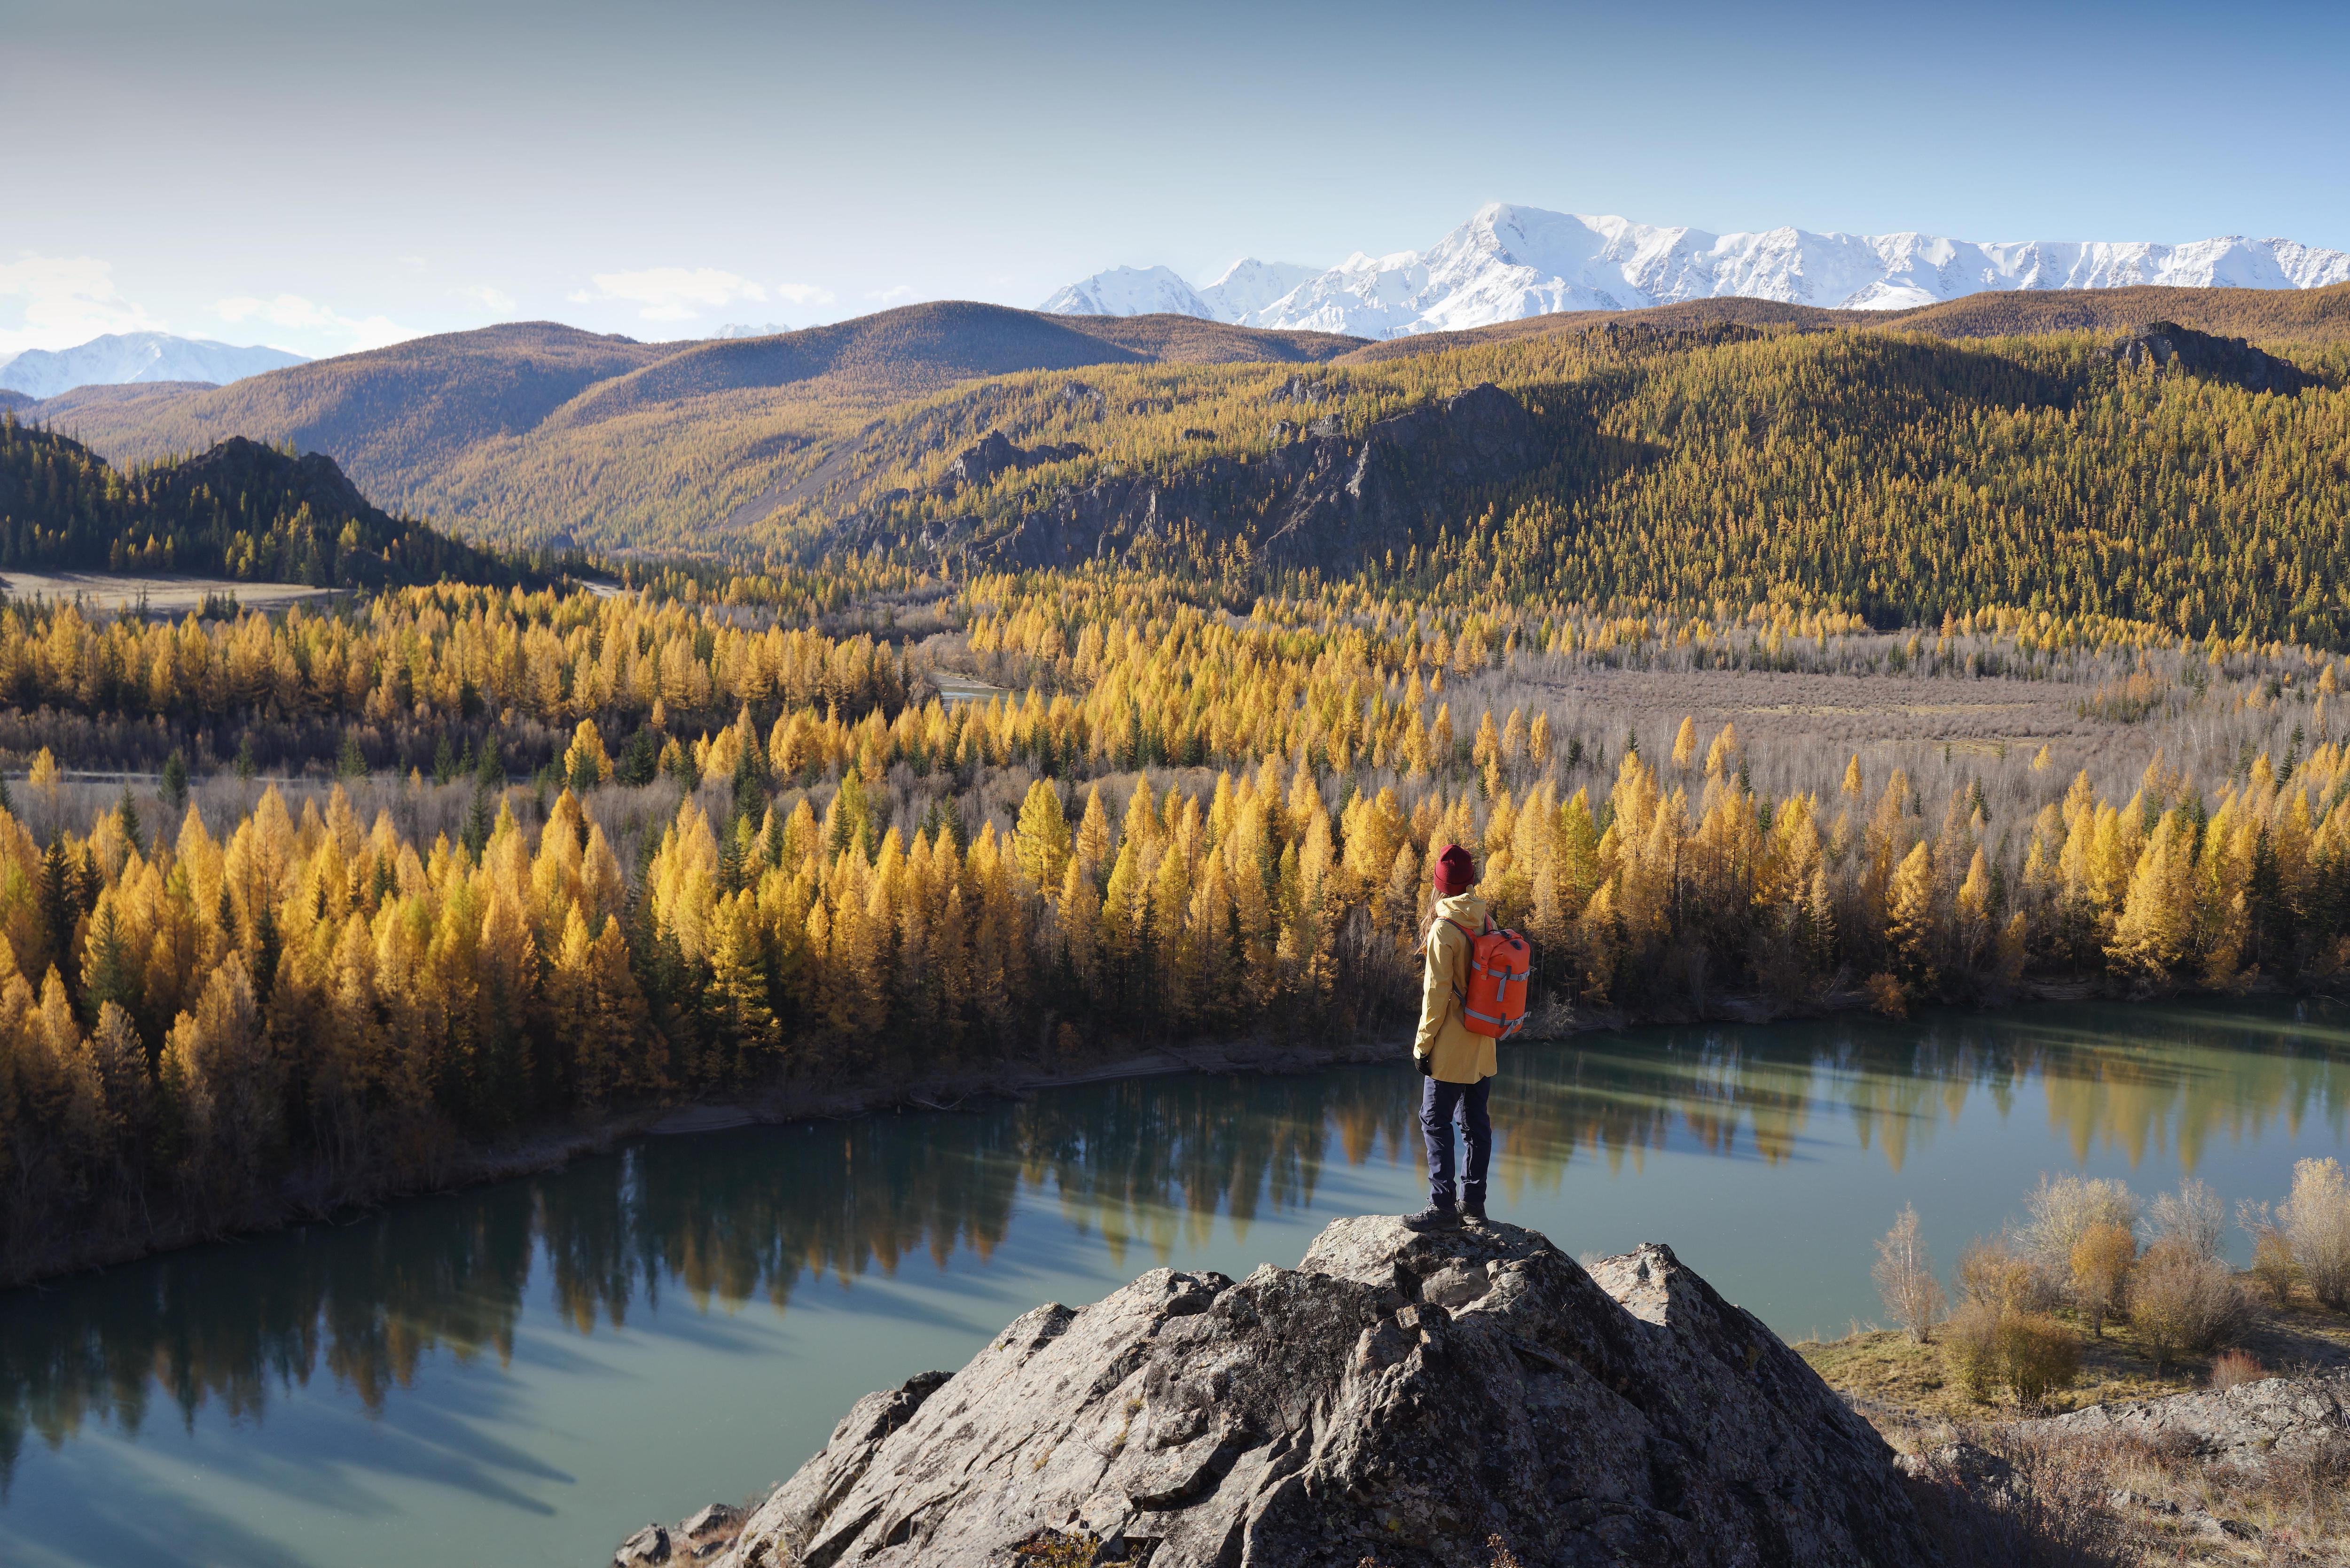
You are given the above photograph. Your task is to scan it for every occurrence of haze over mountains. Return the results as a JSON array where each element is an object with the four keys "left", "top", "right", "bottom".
[
  {"left": 1045, "top": 202, "right": 2350, "bottom": 339},
  {"left": 0, "top": 332, "right": 306, "bottom": 398}
]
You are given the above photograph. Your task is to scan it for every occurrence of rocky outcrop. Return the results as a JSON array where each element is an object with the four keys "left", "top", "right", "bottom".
[
  {"left": 870, "top": 382, "right": 1549, "bottom": 576},
  {"left": 941, "top": 431, "right": 1092, "bottom": 491},
  {"left": 614, "top": 1502, "right": 746, "bottom": 1565},
  {"left": 705, "top": 1217, "right": 1931, "bottom": 1568},
  {"left": 2108, "top": 320, "right": 2315, "bottom": 394},
  {"left": 2013, "top": 1370, "right": 2350, "bottom": 1460}
]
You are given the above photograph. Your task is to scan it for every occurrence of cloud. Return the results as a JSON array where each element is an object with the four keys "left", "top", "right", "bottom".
[
  {"left": 215, "top": 293, "right": 415, "bottom": 351},
  {"left": 864, "top": 285, "right": 917, "bottom": 304},
  {"left": 459, "top": 284, "right": 517, "bottom": 312},
  {"left": 774, "top": 282, "right": 835, "bottom": 308},
  {"left": 0, "top": 256, "right": 164, "bottom": 354},
  {"left": 576, "top": 266, "right": 766, "bottom": 321}
]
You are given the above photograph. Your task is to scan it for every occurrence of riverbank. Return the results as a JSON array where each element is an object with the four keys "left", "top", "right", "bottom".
[
  {"left": 4, "top": 975, "right": 2317, "bottom": 1293},
  {"left": 2, "top": 1024, "right": 1420, "bottom": 1290},
  {"left": 1802, "top": 1288, "right": 2350, "bottom": 1562}
]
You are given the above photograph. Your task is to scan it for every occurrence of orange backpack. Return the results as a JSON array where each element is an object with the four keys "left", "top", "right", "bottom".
[{"left": 1441, "top": 914, "right": 1533, "bottom": 1040}]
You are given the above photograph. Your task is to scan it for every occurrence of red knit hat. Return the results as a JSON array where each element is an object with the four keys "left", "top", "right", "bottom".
[{"left": 1434, "top": 843, "right": 1476, "bottom": 895}]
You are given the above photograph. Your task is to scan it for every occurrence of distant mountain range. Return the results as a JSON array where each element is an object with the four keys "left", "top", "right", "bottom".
[
  {"left": 0, "top": 332, "right": 307, "bottom": 399},
  {"left": 24, "top": 284, "right": 2349, "bottom": 557},
  {"left": 1043, "top": 203, "right": 2350, "bottom": 339},
  {"left": 1039, "top": 259, "right": 1319, "bottom": 324}
]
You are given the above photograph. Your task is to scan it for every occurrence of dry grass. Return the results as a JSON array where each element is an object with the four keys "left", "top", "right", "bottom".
[
  {"left": 0, "top": 569, "right": 335, "bottom": 617},
  {"left": 1808, "top": 1280, "right": 2350, "bottom": 1563}
]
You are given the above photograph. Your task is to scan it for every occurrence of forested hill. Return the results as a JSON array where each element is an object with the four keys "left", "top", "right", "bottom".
[
  {"left": 762, "top": 317, "right": 2349, "bottom": 644},
  {"left": 0, "top": 420, "right": 525, "bottom": 587},
  {"left": 28, "top": 308, "right": 1364, "bottom": 534},
  {"left": 18, "top": 289, "right": 2350, "bottom": 644}
]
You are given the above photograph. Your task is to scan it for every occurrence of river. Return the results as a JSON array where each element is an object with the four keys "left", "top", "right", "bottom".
[{"left": 5, "top": 1001, "right": 2349, "bottom": 1567}]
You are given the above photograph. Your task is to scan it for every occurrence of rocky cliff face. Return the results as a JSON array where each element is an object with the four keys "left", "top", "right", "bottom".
[
  {"left": 866, "top": 382, "right": 1548, "bottom": 577},
  {"left": 2108, "top": 320, "right": 2316, "bottom": 394},
  {"left": 705, "top": 1217, "right": 1931, "bottom": 1568}
]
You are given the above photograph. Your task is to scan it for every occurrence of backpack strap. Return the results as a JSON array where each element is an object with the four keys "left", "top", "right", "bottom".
[{"left": 1431, "top": 914, "right": 1476, "bottom": 1006}]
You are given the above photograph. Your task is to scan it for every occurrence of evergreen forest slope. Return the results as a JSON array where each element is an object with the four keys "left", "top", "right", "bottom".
[{"left": 0, "top": 421, "right": 525, "bottom": 586}]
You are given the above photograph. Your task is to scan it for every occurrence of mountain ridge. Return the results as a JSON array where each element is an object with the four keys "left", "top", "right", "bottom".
[
  {"left": 0, "top": 331, "right": 307, "bottom": 398},
  {"left": 1051, "top": 202, "right": 2350, "bottom": 339}
]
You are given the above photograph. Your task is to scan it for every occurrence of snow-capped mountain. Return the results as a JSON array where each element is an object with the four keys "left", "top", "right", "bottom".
[
  {"left": 1040, "top": 259, "right": 1326, "bottom": 324},
  {"left": 0, "top": 332, "right": 307, "bottom": 398},
  {"left": 1197, "top": 259, "right": 1319, "bottom": 321},
  {"left": 711, "top": 322, "right": 793, "bottom": 339},
  {"left": 1039, "top": 265, "right": 1219, "bottom": 320},
  {"left": 1047, "top": 205, "right": 2350, "bottom": 340}
]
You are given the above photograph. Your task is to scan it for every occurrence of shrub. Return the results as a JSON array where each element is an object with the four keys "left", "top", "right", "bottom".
[
  {"left": 2147, "top": 1177, "right": 2224, "bottom": 1261},
  {"left": 2020, "top": 1172, "right": 2140, "bottom": 1284},
  {"left": 1945, "top": 1299, "right": 2004, "bottom": 1403},
  {"left": 1943, "top": 1298, "right": 2080, "bottom": 1408},
  {"left": 2209, "top": 1350, "right": 2270, "bottom": 1392},
  {"left": 2002, "top": 1311, "right": 2081, "bottom": 1408},
  {"left": 1873, "top": 1204, "right": 1948, "bottom": 1343},
  {"left": 2130, "top": 1240, "right": 2253, "bottom": 1371},
  {"left": 2280, "top": 1157, "right": 2350, "bottom": 1309},
  {"left": 1956, "top": 1235, "right": 2059, "bottom": 1313},
  {"left": 2068, "top": 1221, "right": 2135, "bottom": 1337},
  {"left": 1865, "top": 971, "right": 1908, "bottom": 1017},
  {"left": 2239, "top": 1199, "right": 2298, "bottom": 1305}
]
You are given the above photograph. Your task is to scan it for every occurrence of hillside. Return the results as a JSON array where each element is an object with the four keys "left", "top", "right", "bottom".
[
  {"left": 766, "top": 318, "right": 2350, "bottom": 644},
  {"left": 34, "top": 322, "right": 677, "bottom": 513},
  {"left": 1887, "top": 280, "right": 2350, "bottom": 343},
  {"left": 29, "top": 288, "right": 2350, "bottom": 584},
  {"left": 31, "top": 305, "right": 1364, "bottom": 555},
  {"left": 0, "top": 421, "right": 523, "bottom": 587}
]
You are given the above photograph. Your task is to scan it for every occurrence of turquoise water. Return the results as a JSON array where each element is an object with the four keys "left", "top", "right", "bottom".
[{"left": 5, "top": 1002, "right": 2350, "bottom": 1567}]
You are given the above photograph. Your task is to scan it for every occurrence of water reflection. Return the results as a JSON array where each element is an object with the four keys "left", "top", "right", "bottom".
[{"left": 6, "top": 1000, "right": 2350, "bottom": 1490}]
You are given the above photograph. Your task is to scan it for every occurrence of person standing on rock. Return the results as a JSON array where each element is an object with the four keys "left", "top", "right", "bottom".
[{"left": 1405, "top": 843, "right": 1495, "bottom": 1232}]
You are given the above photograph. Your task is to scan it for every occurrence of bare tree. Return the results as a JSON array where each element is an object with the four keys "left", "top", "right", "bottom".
[
  {"left": 2148, "top": 1177, "right": 2225, "bottom": 1262},
  {"left": 1873, "top": 1204, "right": 1948, "bottom": 1343}
]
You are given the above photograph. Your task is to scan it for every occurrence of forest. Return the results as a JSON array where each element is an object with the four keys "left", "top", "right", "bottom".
[
  {"left": 2, "top": 562, "right": 2349, "bottom": 1282},
  {"left": 1, "top": 297, "right": 2348, "bottom": 1284},
  {"left": 0, "top": 420, "right": 533, "bottom": 587}
]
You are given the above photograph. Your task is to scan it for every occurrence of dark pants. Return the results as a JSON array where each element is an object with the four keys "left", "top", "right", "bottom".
[{"left": 1421, "top": 1076, "right": 1492, "bottom": 1209}]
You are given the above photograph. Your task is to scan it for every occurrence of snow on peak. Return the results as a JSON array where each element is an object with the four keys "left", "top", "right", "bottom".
[
  {"left": 0, "top": 332, "right": 308, "bottom": 398},
  {"left": 1038, "top": 265, "right": 1216, "bottom": 320},
  {"left": 1041, "top": 207, "right": 2350, "bottom": 340},
  {"left": 1198, "top": 259, "right": 1318, "bottom": 321}
]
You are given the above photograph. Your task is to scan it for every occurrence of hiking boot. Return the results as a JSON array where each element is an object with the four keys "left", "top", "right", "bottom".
[
  {"left": 1461, "top": 1199, "right": 1488, "bottom": 1225},
  {"left": 1402, "top": 1204, "right": 1462, "bottom": 1233}
]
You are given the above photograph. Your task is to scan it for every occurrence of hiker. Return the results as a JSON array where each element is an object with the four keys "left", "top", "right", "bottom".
[{"left": 1405, "top": 842, "right": 1495, "bottom": 1232}]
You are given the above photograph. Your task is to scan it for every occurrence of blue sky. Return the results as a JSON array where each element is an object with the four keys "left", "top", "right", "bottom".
[{"left": 6, "top": 0, "right": 2347, "bottom": 358}]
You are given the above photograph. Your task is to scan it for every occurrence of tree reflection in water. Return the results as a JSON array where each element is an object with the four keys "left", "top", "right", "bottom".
[{"left": 4, "top": 1001, "right": 2349, "bottom": 1487}]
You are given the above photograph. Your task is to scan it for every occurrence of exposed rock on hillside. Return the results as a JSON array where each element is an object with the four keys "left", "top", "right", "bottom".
[
  {"left": 2014, "top": 1370, "right": 2350, "bottom": 1459},
  {"left": 883, "top": 381, "right": 1548, "bottom": 575},
  {"left": 941, "top": 430, "right": 1092, "bottom": 491},
  {"left": 2108, "top": 320, "right": 2315, "bottom": 393},
  {"left": 706, "top": 1217, "right": 1931, "bottom": 1568}
]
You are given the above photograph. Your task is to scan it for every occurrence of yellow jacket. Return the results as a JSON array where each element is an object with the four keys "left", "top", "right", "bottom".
[{"left": 1414, "top": 893, "right": 1497, "bottom": 1084}]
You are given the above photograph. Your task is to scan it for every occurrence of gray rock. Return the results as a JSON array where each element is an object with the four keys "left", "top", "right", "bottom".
[
  {"left": 2108, "top": 320, "right": 2316, "bottom": 395},
  {"left": 1894, "top": 1440, "right": 2016, "bottom": 1499},
  {"left": 2187, "top": 1509, "right": 2261, "bottom": 1540},
  {"left": 711, "top": 1217, "right": 1932, "bottom": 1567},
  {"left": 2013, "top": 1371, "right": 2350, "bottom": 1462},
  {"left": 614, "top": 1523, "right": 670, "bottom": 1566},
  {"left": 681, "top": 1504, "right": 742, "bottom": 1537}
]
